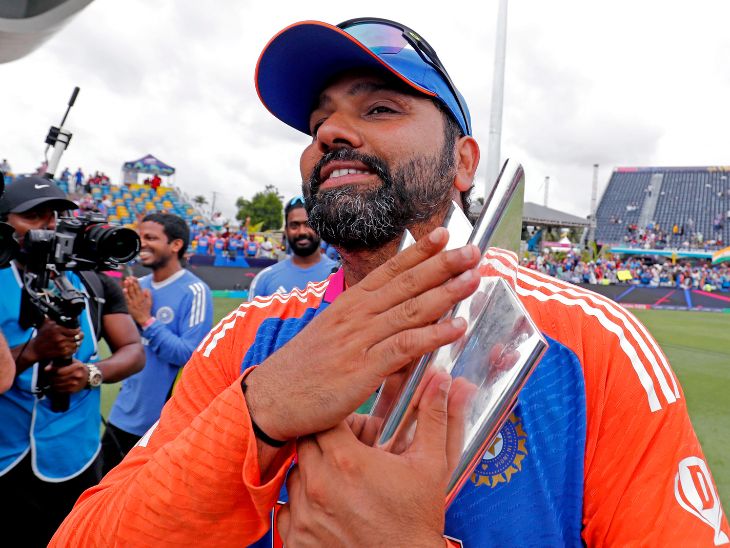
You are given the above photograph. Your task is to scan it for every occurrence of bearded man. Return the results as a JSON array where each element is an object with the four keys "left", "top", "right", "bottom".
[
  {"left": 53, "top": 17, "right": 728, "bottom": 548},
  {"left": 248, "top": 196, "right": 337, "bottom": 300}
]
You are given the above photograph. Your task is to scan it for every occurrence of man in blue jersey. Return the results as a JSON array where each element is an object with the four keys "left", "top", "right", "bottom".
[
  {"left": 248, "top": 196, "right": 337, "bottom": 300},
  {"left": 53, "top": 18, "right": 728, "bottom": 548},
  {"left": 0, "top": 176, "right": 144, "bottom": 546},
  {"left": 102, "top": 213, "right": 213, "bottom": 474}
]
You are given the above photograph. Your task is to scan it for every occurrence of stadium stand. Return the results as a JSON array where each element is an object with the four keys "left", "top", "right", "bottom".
[
  {"left": 56, "top": 181, "right": 204, "bottom": 228},
  {"left": 595, "top": 167, "right": 730, "bottom": 247}
]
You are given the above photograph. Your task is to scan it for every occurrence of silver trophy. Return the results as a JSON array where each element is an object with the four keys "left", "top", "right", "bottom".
[{"left": 369, "top": 159, "right": 548, "bottom": 507}]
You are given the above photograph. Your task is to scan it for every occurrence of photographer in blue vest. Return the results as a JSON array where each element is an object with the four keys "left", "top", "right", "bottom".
[{"left": 0, "top": 176, "right": 144, "bottom": 547}]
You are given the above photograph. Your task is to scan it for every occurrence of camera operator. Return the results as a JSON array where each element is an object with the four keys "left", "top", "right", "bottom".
[{"left": 0, "top": 176, "right": 145, "bottom": 547}]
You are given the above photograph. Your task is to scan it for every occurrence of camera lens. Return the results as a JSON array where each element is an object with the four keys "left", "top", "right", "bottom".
[{"left": 85, "top": 224, "right": 140, "bottom": 264}]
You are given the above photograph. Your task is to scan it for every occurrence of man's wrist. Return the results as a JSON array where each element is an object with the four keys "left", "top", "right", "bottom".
[
  {"left": 19, "top": 338, "right": 39, "bottom": 366},
  {"left": 243, "top": 367, "right": 288, "bottom": 443},
  {"left": 139, "top": 316, "right": 156, "bottom": 329}
]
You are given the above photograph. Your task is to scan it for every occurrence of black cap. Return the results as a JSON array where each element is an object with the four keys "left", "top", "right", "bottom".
[{"left": 0, "top": 176, "right": 78, "bottom": 216}]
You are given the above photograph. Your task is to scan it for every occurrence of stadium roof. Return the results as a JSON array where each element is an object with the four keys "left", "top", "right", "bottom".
[
  {"left": 0, "top": 0, "right": 94, "bottom": 63},
  {"left": 522, "top": 202, "right": 589, "bottom": 228}
]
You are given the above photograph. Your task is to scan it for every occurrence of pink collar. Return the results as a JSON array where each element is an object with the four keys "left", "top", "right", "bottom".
[{"left": 323, "top": 268, "right": 346, "bottom": 303}]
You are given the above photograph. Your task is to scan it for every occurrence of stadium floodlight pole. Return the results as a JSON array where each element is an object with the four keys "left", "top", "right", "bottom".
[
  {"left": 590, "top": 163, "right": 599, "bottom": 241},
  {"left": 484, "top": 0, "right": 509, "bottom": 197},
  {"left": 44, "top": 86, "right": 80, "bottom": 182},
  {"left": 543, "top": 176, "right": 550, "bottom": 207}
]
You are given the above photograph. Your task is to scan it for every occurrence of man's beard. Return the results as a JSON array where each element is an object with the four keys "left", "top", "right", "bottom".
[
  {"left": 303, "top": 143, "right": 456, "bottom": 252},
  {"left": 143, "top": 252, "right": 171, "bottom": 271},
  {"left": 288, "top": 234, "right": 321, "bottom": 257}
]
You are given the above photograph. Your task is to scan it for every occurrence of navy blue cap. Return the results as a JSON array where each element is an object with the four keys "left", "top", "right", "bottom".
[
  {"left": 0, "top": 176, "right": 77, "bottom": 215},
  {"left": 255, "top": 20, "right": 471, "bottom": 136}
]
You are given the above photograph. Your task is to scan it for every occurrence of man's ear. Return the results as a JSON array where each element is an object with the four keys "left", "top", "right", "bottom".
[
  {"left": 171, "top": 238, "right": 184, "bottom": 255},
  {"left": 453, "top": 136, "right": 480, "bottom": 193}
]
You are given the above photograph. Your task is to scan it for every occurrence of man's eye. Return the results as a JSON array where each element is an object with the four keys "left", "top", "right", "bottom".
[
  {"left": 310, "top": 120, "right": 325, "bottom": 138},
  {"left": 368, "top": 105, "right": 396, "bottom": 115}
]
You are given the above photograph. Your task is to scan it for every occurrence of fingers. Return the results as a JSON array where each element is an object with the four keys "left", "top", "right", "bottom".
[
  {"left": 358, "top": 227, "right": 450, "bottom": 292},
  {"left": 346, "top": 414, "right": 382, "bottom": 447},
  {"left": 368, "top": 317, "right": 467, "bottom": 378},
  {"left": 445, "top": 377, "right": 477, "bottom": 475},
  {"left": 48, "top": 361, "right": 87, "bottom": 392},
  {"left": 376, "top": 267, "right": 480, "bottom": 337},
  {"left": 123, "top": 277, "right": 141, "bottom": 301},
  {"left": 368, "top": 244, "right": 481, "bottom": 315},
  {"left": 311, "top": 421, "right": 359, "bottom": 455},
  {"left": 407, "top": 372, "right": 451, "bottom": 463}
]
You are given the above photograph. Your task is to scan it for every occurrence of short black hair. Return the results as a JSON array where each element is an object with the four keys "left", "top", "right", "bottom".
[
  {"left": 142, "top": 213, "right": 189, "bottom": 260},
  {"left": 284, "top": 196, "right": 306, "bottom": 226}
]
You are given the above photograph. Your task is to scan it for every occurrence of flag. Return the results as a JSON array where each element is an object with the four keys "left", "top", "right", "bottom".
[{"left": 712, "top": 246, "right": 730, "bottom": 265}]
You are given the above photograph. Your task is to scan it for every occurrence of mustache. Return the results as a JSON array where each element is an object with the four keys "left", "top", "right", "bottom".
[{"left": 306, "top": 148, "right": 391, "bottom": 197}]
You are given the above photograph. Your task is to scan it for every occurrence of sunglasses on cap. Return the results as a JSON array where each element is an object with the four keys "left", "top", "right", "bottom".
[
  {"left": 337, "top": 17, "right": 471, "bottom": 135},
  {"left": 288, "top": 196, "right": 305, "bottom": 207},
  {"left": 285, "top": 195, "right": 305, "bottom": 215}
]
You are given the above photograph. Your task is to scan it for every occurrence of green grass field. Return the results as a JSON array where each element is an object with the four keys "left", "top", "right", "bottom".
[{"left": 102, "top": 298, "right": 730, "bottom": 510}]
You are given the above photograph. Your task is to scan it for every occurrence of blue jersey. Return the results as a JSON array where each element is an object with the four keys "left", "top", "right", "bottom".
[
  {"left": 248, "top": 256, "right": 337, "bottom": 300},
  {"left": 0, "top": 264, "right": 100, "bottom": 481},
  {"left": 245, "top": 241, "right": 259, "bottom": 257},
  {"left": 109, "top": 269, "right": 213, "bottom": 436}
]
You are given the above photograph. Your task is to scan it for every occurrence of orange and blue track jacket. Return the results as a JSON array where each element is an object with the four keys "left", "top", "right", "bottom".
[{"left": 52, "top": 250, "right": 729, "bottom": 547}]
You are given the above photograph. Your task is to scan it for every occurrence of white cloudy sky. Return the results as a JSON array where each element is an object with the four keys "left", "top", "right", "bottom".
[{"left": 2, "top": 0, "right": 729, "bottom": 220}]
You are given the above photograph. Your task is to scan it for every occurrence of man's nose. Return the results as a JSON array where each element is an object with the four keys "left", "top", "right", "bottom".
[{"left": 315, "top": 112, "right": 363, "bottom": 153}]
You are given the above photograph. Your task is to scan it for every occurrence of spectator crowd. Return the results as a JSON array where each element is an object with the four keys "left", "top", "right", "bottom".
[{"left": 524, "top": 251, "right": 730, "bottom": 290}]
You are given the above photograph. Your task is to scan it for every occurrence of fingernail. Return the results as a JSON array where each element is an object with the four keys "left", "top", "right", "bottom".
[
  {"left": 461, "top": 245, "right": 476, "bottom": 259},
  {"left": 454, "top": 269, "right": 474, "bottom": 284},
  {"left": 439, "top": 376, "right": 452, "bottom": 396},
  {"left": 429, "top": 227, "right": 445, "bottom": 243},
  {"left": 451, "top": 317, "right": 466, "bottom": 330}
]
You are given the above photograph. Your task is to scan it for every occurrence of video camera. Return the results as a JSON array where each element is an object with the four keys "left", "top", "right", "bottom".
[
  {"left": 16, "top": 211, "right": 140, "bottom": 272},
  {"left": 0, "top": 211, "right": 140, "bottom": 272}
]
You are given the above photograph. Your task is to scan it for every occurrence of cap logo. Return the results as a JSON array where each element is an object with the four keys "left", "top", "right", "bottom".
[{"left": 34, "top": 184, "right": 50, "bottom": 189}]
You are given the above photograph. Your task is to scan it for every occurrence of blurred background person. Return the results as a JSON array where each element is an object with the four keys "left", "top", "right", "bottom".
[
  {"left": 248, "top": 196, "right": 337, "bottom": 300},
  {"left": 102, "top": 213, "right": 212, "bottom": 473}
]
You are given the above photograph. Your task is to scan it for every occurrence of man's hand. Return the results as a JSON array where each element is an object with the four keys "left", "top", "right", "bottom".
[
  {"left": 123, "top": 277, "right": 153, "bottom": 326},
  {"left": 245, "top": 227, "right": 481, "bottom": 442},
  {"left": 46, "top": 359, "right": 89, "bottom": 394},
  {"left": 27, "top": 318, "right": 82, "bottom": 362},
  {"left": 277, "top": 372, "right": 462, "bottom": 547}
]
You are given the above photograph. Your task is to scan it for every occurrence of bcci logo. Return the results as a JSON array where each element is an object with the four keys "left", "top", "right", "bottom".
[
  {"left": 156, "top": 306, "right": 175, "bottom": 324},
  {"left": 471, "top": 410, "right": 528, "bottom": 488}
]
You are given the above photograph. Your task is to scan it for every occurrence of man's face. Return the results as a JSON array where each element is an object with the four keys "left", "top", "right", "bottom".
[
  {"left": 286, "top": 206, "right": 321, "bottom": 257},
  {"left": 7, "top": 205, "right": 57, "bottom": 246},
  {"left": 299, "top": 72, "right": 457, "bottom": 251},
  {"left": 137, "top": 220, "right": 179, "bottom": 270}
]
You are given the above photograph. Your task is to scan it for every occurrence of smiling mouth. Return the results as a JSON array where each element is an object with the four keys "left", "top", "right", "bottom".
[{"left": 319, "top": 168, "right": 376, "bottom": 191}]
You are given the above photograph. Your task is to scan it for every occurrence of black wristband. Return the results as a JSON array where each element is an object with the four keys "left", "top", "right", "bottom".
[{"left": 241, "top": 377, "right": 289, "bottom": 448}]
